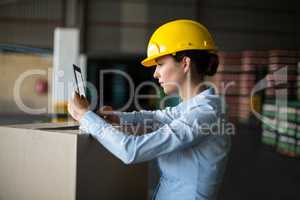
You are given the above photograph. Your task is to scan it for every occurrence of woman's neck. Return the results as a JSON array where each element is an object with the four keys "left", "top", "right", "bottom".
[{"left": 179, "top": 79, "right": 207, "bottom": 101}]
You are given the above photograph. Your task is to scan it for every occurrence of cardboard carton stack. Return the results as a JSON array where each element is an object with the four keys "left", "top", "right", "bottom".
[
  {"left": 213, "top": 51, "right": 267, "bottom": 123},
  {"left": 261, "top": 50, "right": 300, "bottom": 158}
]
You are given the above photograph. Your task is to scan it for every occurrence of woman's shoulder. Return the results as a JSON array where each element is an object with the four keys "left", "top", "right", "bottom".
[{"left": 179, "top": 94, "right": 220, "bottom": 112}]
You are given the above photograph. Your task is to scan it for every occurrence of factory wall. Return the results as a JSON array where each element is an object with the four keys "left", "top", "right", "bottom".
[
  {"left": 198, "top": 0, "right": 300, "bottom": 51},
  {"left": 86, "top": 0, "right": 198, "bottom": 55},
  {"left": 0, "top": 0, "right": 63, "bottom": 48},
  {"left": 0, "top": 0, "right": 298, "bottom": 54}
]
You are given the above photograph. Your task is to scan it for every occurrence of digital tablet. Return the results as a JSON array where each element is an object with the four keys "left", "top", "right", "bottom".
[{"left": 73, "top": 64, "right": 86, "bottom": 97}]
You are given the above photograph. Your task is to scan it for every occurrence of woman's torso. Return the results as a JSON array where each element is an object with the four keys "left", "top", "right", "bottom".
[{"left": 153, "top": 89, "right": 231, "bottom": 200}]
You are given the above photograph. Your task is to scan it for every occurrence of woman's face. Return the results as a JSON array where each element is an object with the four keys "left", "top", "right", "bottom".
[{"left": 153, "top": 55, "right": 185, "bottom": 95}]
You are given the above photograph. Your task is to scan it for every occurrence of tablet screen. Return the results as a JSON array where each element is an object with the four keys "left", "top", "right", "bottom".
[{"left": 73, "top": 64, "right": 86, "bottom": 97}]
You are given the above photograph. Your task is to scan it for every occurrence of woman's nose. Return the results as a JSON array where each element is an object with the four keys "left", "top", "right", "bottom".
[{"left": 153, "top": 67, "right": 160, "bottom": 79}]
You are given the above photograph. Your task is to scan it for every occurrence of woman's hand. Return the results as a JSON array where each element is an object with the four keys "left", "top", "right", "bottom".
[
  {"left": 97, "top": 106, "right": 120, "bottom": 125},
  {"left": 68, "top": 92, "right": 89, "bottom": 121}
]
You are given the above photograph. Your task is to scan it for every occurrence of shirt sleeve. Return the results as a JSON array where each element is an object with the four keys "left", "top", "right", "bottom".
[
  {"left": 80, "top": 106, "right": 217, "bottom": 164},
  {"left": 113, "top": 106, "right": 178, "bottom": 126}
]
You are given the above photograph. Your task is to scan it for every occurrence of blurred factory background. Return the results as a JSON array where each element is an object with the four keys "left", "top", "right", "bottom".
[{"left": 0, "top": 0, "right": 300, "bottom": 199}]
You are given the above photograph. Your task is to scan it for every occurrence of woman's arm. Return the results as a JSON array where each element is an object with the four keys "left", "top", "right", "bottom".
[
  {"left": 80, "top": 105, "right": 217, "bottom": 164},
  {"left": 114, "top": 107, "right": 177, "bottom": 125},
  {"left": 97, "top": 106, "right": 179, "bottom": 135},
  {"left": 98, "top": 105, "right": 178, "bottom": 129}
]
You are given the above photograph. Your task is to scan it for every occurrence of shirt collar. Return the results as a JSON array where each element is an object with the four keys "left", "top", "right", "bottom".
[
  {"left": 199, "top": 87, "right": 215, "bottom": 96},
  {"left": 176, "top": 87, "right": 216, "bottom": 112}
]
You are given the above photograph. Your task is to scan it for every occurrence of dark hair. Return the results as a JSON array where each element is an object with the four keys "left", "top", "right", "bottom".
[{"left": 172, "top": 50, "right": 219, "bottom": 76}]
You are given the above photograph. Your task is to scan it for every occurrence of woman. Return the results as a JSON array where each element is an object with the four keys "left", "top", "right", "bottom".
[{"left": 68, "top": 19, "right": 231, "bottom": 200}]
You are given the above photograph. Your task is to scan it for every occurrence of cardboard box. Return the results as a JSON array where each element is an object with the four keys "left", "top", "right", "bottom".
[{"left": 0, "top": 122, "right": 148, "bottom": 200}]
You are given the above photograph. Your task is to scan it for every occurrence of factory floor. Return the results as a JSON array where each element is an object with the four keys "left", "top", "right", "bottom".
[
  {"left": 1, "top": 115, "right": 299, "bottom": 200},
  {"left": 219, "top": 123, "right": 300, "bottom": 200}
]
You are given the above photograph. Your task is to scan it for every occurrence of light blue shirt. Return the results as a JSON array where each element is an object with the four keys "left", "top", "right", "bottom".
[{"left": 80, "top": 88, "right": 231, "bottom": 200}]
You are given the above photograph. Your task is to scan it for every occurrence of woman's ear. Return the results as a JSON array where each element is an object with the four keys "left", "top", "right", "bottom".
[{"left": 181, "top": 56, "right": 191, "bottom": 74}]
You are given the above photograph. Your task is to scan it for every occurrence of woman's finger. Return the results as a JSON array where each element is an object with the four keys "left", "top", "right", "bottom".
[
  {"left": 74, "top": 93, "right": 82, "bottom": 105},
  {"left": 99, "top": 106, "right": 113, "bottom": 114},
  {"left": 68, "top": 103, "right": 76, "bottom": 119}
]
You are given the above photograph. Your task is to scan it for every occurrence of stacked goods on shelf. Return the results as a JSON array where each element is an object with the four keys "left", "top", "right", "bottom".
[
  {"left": 277, "top": 102, "right": 298, "bottom": 157},
  {"left": 262, "top": 101, "right": 300, "bottom": 158},
  {"left": 266, "top": 50, "right": 299, "bottom": 100},
  {"left": 213, "top": 52, "right": 242, "bottom": 122},
  {"left": 297, "top": 108, "right": 300, "bottom": 156},
  {"left": 298, "top": 60, "right": 300, "bottom": 100},
  {"left": 213, "top": 51, "right": 268, "bottom": 123},
  {"left": 239, "top": 51, "right": 268, "bottom": 122},
  {"left": 262, "top": 100, "right": 277, "bottom": 146},
  {"left": 262, "top": 50, "right": 300, "bottom": 158},
  {"left": 298, "top": 58, "right": 300, "bottom": 157},
  {"left": 213, "top": 49, "right": 299, "bottom": 128}
]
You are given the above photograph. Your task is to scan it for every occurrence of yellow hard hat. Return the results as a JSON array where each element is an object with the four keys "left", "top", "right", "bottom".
[{"left": 141, "top": 19, "right": 217, "bottom": 67}]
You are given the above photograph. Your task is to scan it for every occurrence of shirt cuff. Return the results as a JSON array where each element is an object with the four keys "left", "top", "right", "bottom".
[{"left": 80, "top": 111, "right": 111, "bottom": 136}]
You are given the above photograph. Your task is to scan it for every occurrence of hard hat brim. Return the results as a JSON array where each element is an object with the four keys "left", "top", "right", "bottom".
[
  {"left": 141, "top": 50, "right": 174, "bottom": 67},
  {"left": 141, "top": 56, "right": 157, "bottom": 67}
]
